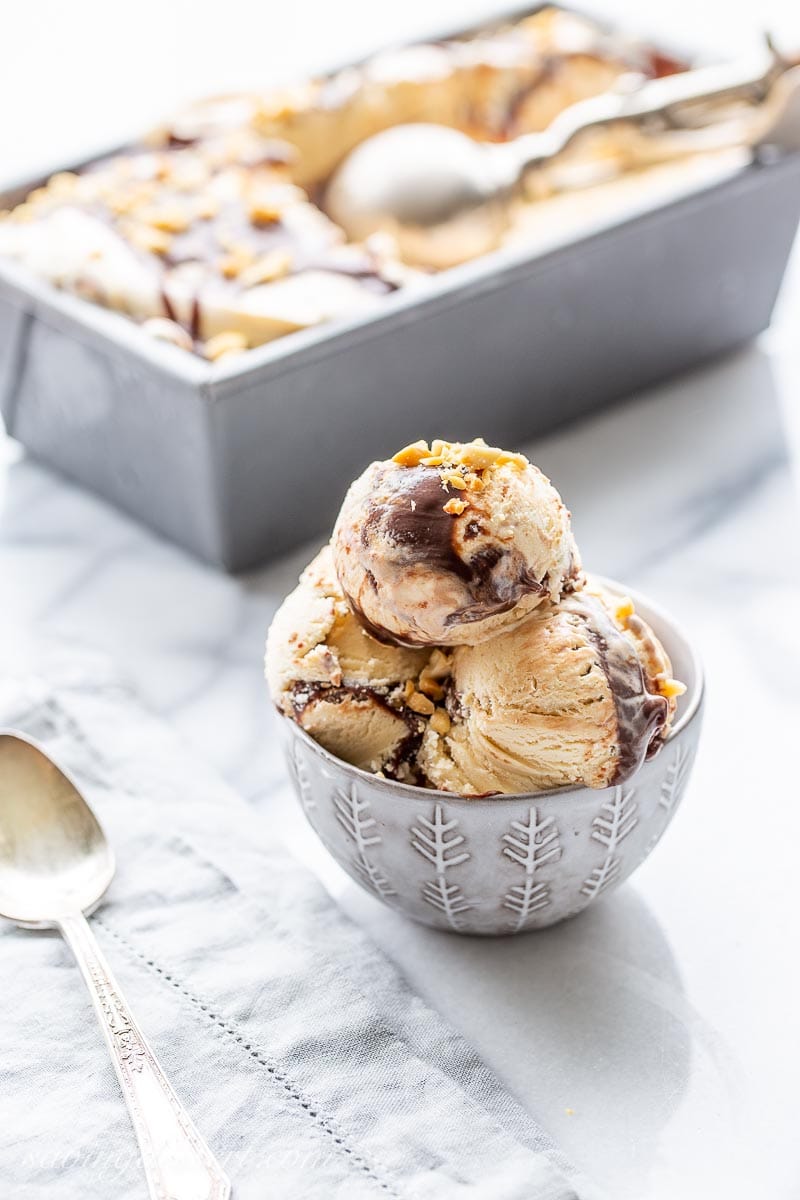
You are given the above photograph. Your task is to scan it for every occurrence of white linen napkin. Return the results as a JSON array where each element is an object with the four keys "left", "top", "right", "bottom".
[{"left": 0, "top": 651, "right": 601, "bottom": 1199}]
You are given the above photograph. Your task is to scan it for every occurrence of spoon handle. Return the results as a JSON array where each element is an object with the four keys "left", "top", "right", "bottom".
[
  {"left": 58, "top": 911, "right": 230, "bottom": 1200},
  {"left": 511, "top": 47, "right": 781, "bottom": 176}
]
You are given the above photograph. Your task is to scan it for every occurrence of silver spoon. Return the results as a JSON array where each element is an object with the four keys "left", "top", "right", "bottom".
[
  {"left": 326, "top": 47, "right": 800, "bottom": 268},
  {"left": 0, "top": 731, "right": 230, "bottom": 1200}
]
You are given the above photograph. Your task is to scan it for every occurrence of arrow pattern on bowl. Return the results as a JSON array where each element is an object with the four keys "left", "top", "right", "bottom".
[
  {"left": 580, "top": 785, "right": 638, "bottom": 902},
  {"left": 411, "top": 804, "right": 475, "bottom": 930},
  {"left": 288, "top": 739, "right": 316, "bottom": 817},
  {"left": 501, "top": 807, "right": 562, "bottom": 932},
  {"left": 658, "top": 743, "right": 693, "bottom": 817},
  {"left": 334, "top": 783, "right": 396, "bottom": 902},
  {"left": 644, "top": 742, "right": 695, "bottom": 855},
  {"left": 283, "top": 708, "right": 700, "bottom": 935}
]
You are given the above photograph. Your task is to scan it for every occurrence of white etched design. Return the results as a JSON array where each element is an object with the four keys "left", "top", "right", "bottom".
[
  {"left": 334, "top": 783, "right": 396, "bottom": 901},
  {"left": 644, "top": 744, "right": 695, "bottom": 855},
  {"left": 658, "top": 744, "right": 692, "bottom": 816},
  {"left": 502, "top": 807, "right": 561, "bottom": 931},
  {"left": 580, "top": 786, "right": 638, "bottom": 901},
  {"left": 288, "top": 740, "right": 315, "bottom": 815},
  {"left": 411, "top": 804, "right": 475, "bottom": 929}
]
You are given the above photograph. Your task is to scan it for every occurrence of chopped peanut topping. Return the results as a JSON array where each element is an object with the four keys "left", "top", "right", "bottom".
[
  {"left": 429, "top": 708, "right": 451, "bottom": 735},
  {"left": 443, "top": 497, "right": 467, "bottom": 516},
  {"left": 407, "top": 691, "right": 435, "bottom": 716},
  {"left": 656, "top": 676, "right": 687, "bottom": 699},
  {"left": 239, "top": 249, "right": 293, "bottom": 288},
  {"left": 122, "top": 222, "right": 172, "bottom": 256},
  {"left": 141, "top": 204, "right": 191, "bottom": 233},
  {"left": 418, "top": 676, "right": 445, "bottom": 701},
  {"left": 402, "top": 679, "right": 416, "bottom": 701},
  {"left": 615, "top": 598, "right": 635, "bottom": 624},
  {"left": 204, "top": 330, "right": 248, "bottom": 361},
  {"left": 443, "top": 473, "right": 466, "bottom": 491},
  {"left": 496, "top": 451, "right": 529, "bottom": 468},
  {"left": 392, "top": 440, "right": 430, "bottom": 468},
  {"left": 460, "top": 446, "right": 506, "bottom": 470},
  {"left": 219, "top": 248, "right": 254, "bottom": 279},
  {"left": 423, "top": 649, "right": 451, "bottom": 681},
  {"left": 391, "top": 437, "right": 529, "bottom": 481},
  {"left": 249, "top": 199, "right": 283, "bottom": 227}
]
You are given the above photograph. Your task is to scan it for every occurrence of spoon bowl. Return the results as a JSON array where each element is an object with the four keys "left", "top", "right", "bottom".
[
  {"left": 0, "top": 732, "right": 114, "bottom": 927},
  {"left": 325, "top": 123, "right": 514, "bottom": 268}
]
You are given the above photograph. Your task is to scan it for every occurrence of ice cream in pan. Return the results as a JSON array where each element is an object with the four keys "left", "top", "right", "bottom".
[
  {"left": 0, "top": 8, "right": 689, "bottom": 359},
  {"left": 266, "top": 438, "right": 684, "bottom": 794}
]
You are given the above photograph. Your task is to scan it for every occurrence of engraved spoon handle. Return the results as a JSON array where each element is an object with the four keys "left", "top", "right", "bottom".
[{"left": 58, "top": 911, "right": 230, "bottom": 1200}]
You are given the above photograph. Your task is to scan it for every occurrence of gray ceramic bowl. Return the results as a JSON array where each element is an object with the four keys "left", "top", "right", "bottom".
[{"left": 277, "top": 581, "right": 703, "bottom": 936}]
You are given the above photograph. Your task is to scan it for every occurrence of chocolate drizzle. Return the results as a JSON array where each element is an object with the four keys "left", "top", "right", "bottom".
[
  {"left": 369, "top": 465, "right": 472, "bottom": 580},
  {"left": 355, "top": 464, "right": 550, "bottom": 644},
  {"left": 291, "top": 679, "right": 381, "bottom": 715},
  {"left": 570, "top": 595, "right": 669, "bottom": 783},
  {"left": 160, "top": 287, "right": 178, "bottom": 324}
]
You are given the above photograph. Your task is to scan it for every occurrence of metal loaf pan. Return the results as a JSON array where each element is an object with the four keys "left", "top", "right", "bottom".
[{"left": 1, "top": 21, "right": 800, "bottom": 571}]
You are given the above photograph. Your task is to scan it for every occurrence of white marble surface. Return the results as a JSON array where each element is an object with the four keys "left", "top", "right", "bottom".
[{"left": 3, "top": 2, "right": 800, "bottom": 1196}]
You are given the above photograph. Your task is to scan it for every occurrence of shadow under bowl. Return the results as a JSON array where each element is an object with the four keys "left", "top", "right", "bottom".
[{"left": 277, "top": 580, "right": 704, "bottom": 936}]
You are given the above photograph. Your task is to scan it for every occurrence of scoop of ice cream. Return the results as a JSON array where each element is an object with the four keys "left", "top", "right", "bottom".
[
  {"left": 332, "top": 438, "right": 582, "bottom": 648},
  {"left": 418, "top": 578, "right": 684, "bottom": 794},
  {"left": 265, "top": 545, "right": 432, "bottom": 779}
]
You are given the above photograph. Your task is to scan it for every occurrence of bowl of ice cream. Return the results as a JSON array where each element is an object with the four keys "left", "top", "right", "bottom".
[{"left": 266, "top": 438, "right": 703, "bottom": 935}]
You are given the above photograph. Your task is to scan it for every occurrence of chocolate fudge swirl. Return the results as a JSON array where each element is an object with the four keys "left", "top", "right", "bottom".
[
  {"left": 354, "top": 464, "right": 551, "bottom": 646},
  {"left": 567, "top": 594, "right": 669, "bottom": 783},
  {"left": 289, "top": 681, "right": 423, "bottom": 780}
]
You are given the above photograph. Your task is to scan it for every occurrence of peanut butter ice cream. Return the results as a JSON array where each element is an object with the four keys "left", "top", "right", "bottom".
[
  {"left": 418, "top": 579, "right": 684, "bottom": 794},
  {"left": 268, "top": 441, "right": 685, "bottom": 795},
  {"left": 332, "top": 438, "right": 582, "bottom": 647},
  {"left": 266, "top": 545, "right": 432, "bottom": 779}
]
